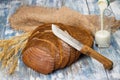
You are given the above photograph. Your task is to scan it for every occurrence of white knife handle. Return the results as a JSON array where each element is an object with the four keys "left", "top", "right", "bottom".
[{"left": 80, "top": 45, "right": 113, "bottom": 70}]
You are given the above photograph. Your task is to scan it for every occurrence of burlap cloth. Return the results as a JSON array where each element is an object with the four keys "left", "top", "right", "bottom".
[{"left": 9, "top": 6, "right": 120, "bottom": 34}]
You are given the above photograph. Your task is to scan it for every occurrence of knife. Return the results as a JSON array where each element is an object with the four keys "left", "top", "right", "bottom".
[{"left": 52, "top": 24, "right": 113, "bottom": 70}]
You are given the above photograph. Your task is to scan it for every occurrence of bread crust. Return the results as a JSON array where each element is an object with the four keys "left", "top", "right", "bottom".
[{"left": 22, "top": 23, "right": 93, "bottom": 74}]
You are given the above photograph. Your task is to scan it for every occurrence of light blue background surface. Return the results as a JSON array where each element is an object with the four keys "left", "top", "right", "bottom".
[{"left": 0, "top": 0, "right": 120, "bottom": 80}]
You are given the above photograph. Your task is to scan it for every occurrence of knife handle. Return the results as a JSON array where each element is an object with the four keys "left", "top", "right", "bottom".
[{"left": 80, "top": 45, "right": 113, "bottom": 70}]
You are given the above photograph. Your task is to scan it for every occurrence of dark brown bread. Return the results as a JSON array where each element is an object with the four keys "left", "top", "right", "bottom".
[
  {"left": 58, "top": 40, "right": 70, "bottom": 68},
  {"left": 67, "top": 47, "right": 76, "bottom": 66},
  {"left": 23, "top": 47, "right": 54, "bottom": 74},
  {"left": 22, "top": 23, "right": 93, "bottom": 74}
]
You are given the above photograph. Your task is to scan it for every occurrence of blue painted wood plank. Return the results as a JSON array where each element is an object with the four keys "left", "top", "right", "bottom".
[{"left": 0, "top": 0, "right": 120, "bottom": 80}]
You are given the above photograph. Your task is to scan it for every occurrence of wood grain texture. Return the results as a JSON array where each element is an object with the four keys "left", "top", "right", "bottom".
[
  {"left": 0, "top": 0, "right": 120, "bottom": 80},
  {"left": 0, "top": 32, "right": 120, "bottom": 80}
]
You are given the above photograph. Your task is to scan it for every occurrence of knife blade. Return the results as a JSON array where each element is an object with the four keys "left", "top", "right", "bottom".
[
  {"left": 52, "top": 24, "right": 83, "bottom": 51},
  {"left": 52, "top": 24, "right": 113, "bottom": 70}
]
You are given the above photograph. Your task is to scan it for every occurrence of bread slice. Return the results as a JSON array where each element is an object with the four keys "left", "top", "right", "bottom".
[{"left": 22, "top": 23, "right": 93, "bottom": 74}]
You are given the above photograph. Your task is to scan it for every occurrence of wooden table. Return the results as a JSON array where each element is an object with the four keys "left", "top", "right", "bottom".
[
  {"left": 0, "top": 31, "right": 120, "bottom": 80},
  {"left": 0, "top": 0, "right": 120, "bottom": 80}
]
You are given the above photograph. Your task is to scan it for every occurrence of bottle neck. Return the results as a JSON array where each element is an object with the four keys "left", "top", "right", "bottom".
[
  {"left": 106, "top": 0, "right": 110, "bottom": 6},
  {"left": 98, "top": 0, "right": 110, "bottom": 6}
]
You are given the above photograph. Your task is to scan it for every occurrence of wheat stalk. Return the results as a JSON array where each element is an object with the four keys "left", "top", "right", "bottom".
[
  {"left": 0, "top": 32, "right": 31, "bottom": 74},
  {"left": 8, "top": 56, "right": 18, "bottom": 74}
]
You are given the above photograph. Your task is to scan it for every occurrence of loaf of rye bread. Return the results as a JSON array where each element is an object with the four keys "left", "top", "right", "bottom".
[{"left": 22, "top": 23, "right": 93, "bottom": 74}]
